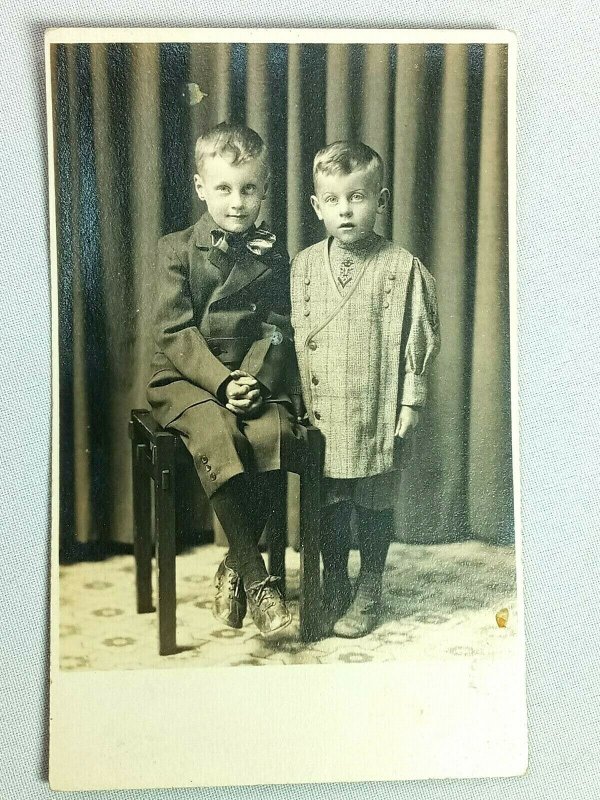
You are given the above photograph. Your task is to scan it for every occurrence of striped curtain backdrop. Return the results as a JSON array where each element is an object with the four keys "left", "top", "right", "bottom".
[{"left": 50, "top": 41, "right": 512, "bottom": 550}]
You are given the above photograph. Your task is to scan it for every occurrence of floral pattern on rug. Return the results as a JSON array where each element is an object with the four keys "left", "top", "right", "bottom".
[{"left": 59, "top": 541, "right": 518, "bottom": 671}]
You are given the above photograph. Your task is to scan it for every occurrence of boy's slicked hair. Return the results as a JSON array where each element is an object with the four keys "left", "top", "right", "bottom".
[
  {"left": 195, "top": 121, "right": 269, "bottom": 176},
  {"left": 313, "top": 141, "right": 384, "bottom": 190}
]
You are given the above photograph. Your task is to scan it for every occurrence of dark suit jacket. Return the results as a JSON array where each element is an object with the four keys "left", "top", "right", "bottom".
[{"left": 147, "top": 212, "right": 299, "bottom": 429}]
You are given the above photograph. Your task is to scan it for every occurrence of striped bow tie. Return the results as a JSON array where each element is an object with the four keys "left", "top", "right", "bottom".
[{"left": 210, "top": 226, "right": 276, "bottom": 257}]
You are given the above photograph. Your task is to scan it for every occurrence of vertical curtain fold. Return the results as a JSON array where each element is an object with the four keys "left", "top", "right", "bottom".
[
  {"left": 52, "top": 41, "right": 513, "bottom": 549},
  {"left": 325, "top": 44, "right": 352, "bottom": 142},
  {"left": 187, "top": 43, "right": 232, "bottom": 227},
  {"left": 287, "top": 44, "right": 327, "bottom": 255},
  {"left": 468, "top": 45, "right": 513, "bottom": 544},
  {"left": 429, "top": 45, "right": 471, "bottom": 539},
  {"left": 392, "top": 45, "right": 428, "bottom": 252},
  {"left": 394, "top": 45, "right": 472, "bottom": 542},
  {"left": 53, "top": 44, "right": 75, "bottom": 543},
  {"left": 360, "top": 44, "right": 393, "bottom": 238},
  {"left": 90, "top": 43, "right": 124, "bottom": 542},
  {"left": 286, "top": 45, "right": 303, "bottom": 257},
  {"left": 159, "top": 43, "right": 192, "bottom": 234},
  {"left": 68, "top": 44, "right": 94, "bottom": 543},
  {"left": 246, "top": 44, "right": 271, "bottom": 224},
  {"left": 416, "top": 44, "right": 472, "bottom": 541}
]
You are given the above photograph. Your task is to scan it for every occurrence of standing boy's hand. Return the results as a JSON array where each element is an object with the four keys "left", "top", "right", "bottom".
[
  {"left": 395, "top": 405, "right": 420, "bottom": 438},
  {"left": 225, "top": 370, "right": 264, "bottom": 416}
]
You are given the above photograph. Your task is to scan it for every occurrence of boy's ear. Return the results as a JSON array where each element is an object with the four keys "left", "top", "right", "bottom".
[
  {"left": 377, "top": 187, "right": 390, "bottom": 214},
  {"left": 310, "top": 195, "right": 323, "bottom": 220},
  {"left": 193, "top": 173, "right": 205, "bottom": 202}
]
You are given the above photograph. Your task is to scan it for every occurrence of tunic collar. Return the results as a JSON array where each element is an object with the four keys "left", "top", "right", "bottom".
[{"left": 330, "top": 231, "right": 381, "bottom": 256}]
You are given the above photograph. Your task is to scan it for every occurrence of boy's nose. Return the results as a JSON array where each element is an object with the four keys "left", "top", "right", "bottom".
[{"left": 338, "top": 203, "right": 352, "bottom": 217}]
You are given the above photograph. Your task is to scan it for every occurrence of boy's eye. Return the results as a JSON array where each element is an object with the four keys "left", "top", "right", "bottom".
[
  {"left": 216, "top": 185, "right": 230, "bottom": 194},
  {"left": 323, "top": 196, "right": 337, "bottom": 204},
  {"left": 350, "top": 193, "right": 365, "bottom": 202},
  {"left": 242, "top": 184, "right": 257, "bottom": 195}
]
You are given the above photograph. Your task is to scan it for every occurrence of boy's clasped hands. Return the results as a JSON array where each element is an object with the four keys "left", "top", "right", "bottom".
[{"left": 224, "top": 370, "right": 264, "bottom": 417}]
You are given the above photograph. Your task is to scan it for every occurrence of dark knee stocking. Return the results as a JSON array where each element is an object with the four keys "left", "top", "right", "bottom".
[
  {"left": 320, "top": 501, "right": 352, "bottom": 579},
  {"left": 211, "top": 475, "right": 268, "bottom": 587},
  {"left": 248, "top": 471, "right": 283, "bottom": 546},
  {"left": 355, "top": 507, "right": 394, "bottom": 591},
  {"left": 320, "top": 502, "right": 353, "bottom": 614}
]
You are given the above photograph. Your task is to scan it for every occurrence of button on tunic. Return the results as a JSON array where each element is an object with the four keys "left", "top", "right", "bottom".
[{"left": 291, "top": 235, "right": 440, "bottom": 480}]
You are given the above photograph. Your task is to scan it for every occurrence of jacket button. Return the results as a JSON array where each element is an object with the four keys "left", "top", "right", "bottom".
[
  {"left": 304, "top": 294, "right": 310, "bottom": 302},
  {"left": 304, "top": 278, "right": 311, "bottom": 285},
  {"left": 314, "top": 411, "right": 322, "bottom": 420},
  {"left": 303, "top": 309, "right": 310, "bottom": 316},
  {"left": 388, "top": 274, "right": 396, "bottom": 280},
  {"left": 249, "top": 303, "right": 257, "bottom": 312},
  {"left": 385, "top": 286, "right": 392, "bottom": 294},
  {"left": 209, "top": 472, "right": 217, "bottom": 481},
  {"left": 383, "top": 301, "right": 390, "bottom": 309},
  {"left": 200, "top": 456, "right": 208, "bottom": 464},
  {"left": 311, "top": 375, "right": 319, "bottom": 385},
  {"left": 308, "top": 340, "right": 317, "bottom": 351},
  {"left": 205, "top": 463, "right": 211, "bottom": 471}
]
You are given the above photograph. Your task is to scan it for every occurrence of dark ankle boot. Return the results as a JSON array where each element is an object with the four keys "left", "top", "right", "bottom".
[{"left": 333, "top": 578, "right": 382, "bottom": 639}]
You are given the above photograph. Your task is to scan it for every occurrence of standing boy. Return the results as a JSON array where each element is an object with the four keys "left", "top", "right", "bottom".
[
  {"left": 291, "top": 141, "right": 441, "bottom": 638},
  {"left": 147, "top": 122, "right": 303, "bottom": 638}
]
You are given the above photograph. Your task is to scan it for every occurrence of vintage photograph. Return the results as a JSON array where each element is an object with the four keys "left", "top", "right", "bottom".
[{"left": 47, "top": 28, "right": 524, "bottom": 789}]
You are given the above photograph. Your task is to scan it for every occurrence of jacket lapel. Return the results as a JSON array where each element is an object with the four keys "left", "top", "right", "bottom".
[
  {"left": 192, "top": 212, "right": 271, "bottom": 303},
  {"left": 210, "top": 246, "right": 271, "bottom": 304},
  {"left": 207, "top": 246, "right": 231, "bottom": 275},
  {"left": 191, "top": 213, "right": 222, "bottom": 278},
  {"left": 192, "top": 212, "right": 217, "bottom": 250}
]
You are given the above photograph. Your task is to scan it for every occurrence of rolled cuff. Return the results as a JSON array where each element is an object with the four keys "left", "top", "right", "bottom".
[
  {"left": 216, "top": 374, "right": 234, "bottom": 405},
  {"left": 400, "top": 372, "right": 428, "bottom": 407}
]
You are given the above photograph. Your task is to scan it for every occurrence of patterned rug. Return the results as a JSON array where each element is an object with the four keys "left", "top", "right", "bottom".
[{"left": 59, "top": 541, "right": 518, "bottom": 671}]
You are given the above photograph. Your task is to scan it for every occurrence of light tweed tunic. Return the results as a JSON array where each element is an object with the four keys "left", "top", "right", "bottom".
[{"left": 291, "top": 235, "right": 440, "bottom": 480}]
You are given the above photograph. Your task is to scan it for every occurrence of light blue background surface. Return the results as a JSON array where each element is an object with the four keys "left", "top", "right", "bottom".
[{"left": 1, "top": 3, "right": 599, "bottom": 798}]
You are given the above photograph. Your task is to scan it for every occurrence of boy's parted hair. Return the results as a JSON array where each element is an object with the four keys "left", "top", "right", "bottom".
[
  {"left": 313, "top": 141, "right": 384, "bottom": 190},
  {"left": 194, "top": 121, "right": 269, "bottom": 176}
]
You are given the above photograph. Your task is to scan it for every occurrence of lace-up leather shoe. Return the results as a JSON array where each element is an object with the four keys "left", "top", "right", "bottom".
[
  {"left": 245, "top": 576, "right": 292, "bottom": 637},
  {"left": 332, "top": 582, "right": 382, "bottom": 639},
  {"left": 213, "top": 559, "right": 247, "bottom": 628}
]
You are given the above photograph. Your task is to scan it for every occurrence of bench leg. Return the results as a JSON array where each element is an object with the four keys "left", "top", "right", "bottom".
[
  {"left": 154, "top": 433, "right": 177, "bottom": 655},
  {"left": 132, "top": 438, "right": 153, "bottom": 614},
  {"left": 267, "top": 473, "right": 287, "bottom": 597},
  {"left": 299, "top": 429, "right": 323, "bottom": 642}
]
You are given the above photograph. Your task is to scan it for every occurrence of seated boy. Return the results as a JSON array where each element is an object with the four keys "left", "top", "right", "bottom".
[
  {"left": 291, "top": 141, "right": 441, "bottom": 638},
  {"left": 147, "top": 122, "right": 303, "bottom": 638}
]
